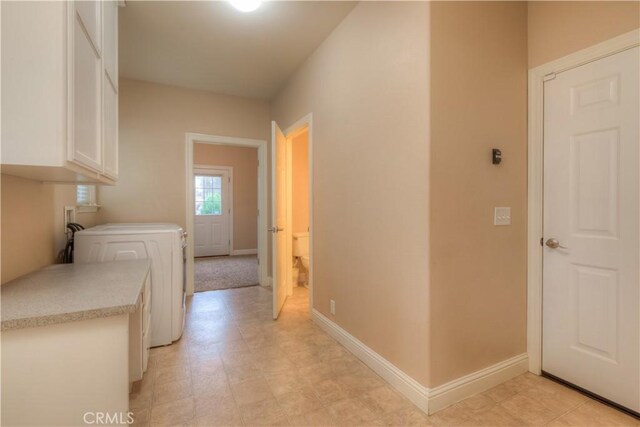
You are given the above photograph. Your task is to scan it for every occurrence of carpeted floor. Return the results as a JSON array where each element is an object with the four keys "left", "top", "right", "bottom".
[{"left": 194, "top": 255, "right": 259, "bottom": 292}]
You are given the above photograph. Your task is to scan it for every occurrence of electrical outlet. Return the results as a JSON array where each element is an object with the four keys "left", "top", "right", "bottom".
[
  {"left": 64, "top": 206, "right": 76, "bottom": 233},
  {"left": 494, "top": 207, "right": 511, "bottom": 226},
  {"left": 330, "top": 300, "right": 336, "bottom": 315}
]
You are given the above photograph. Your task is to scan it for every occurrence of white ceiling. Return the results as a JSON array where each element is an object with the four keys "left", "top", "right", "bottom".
[{"left": 119, "top": 1, "right": 357, "bottom": 99}]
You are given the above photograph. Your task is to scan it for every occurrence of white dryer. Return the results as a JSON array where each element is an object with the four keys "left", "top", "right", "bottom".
[{"left": 74, "top": 223, "right": 186, "bottom": 347}]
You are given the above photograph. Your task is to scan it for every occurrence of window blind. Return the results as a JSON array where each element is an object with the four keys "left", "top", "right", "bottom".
[{"left": 77, "top": 185, "right": 95, "bottom": 205}]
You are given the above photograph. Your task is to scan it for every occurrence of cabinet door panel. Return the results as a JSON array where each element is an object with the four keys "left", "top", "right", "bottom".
[
  {"left": 103, "top": 0, "right": 118, "bottom": 88},
  {"left": 103, "top": 78, "right": 118, "bottom": 179},
  {"left": 70, "top": 14, "right": 102, "bottom": 172},
  {"left": 75, "top": 1, "right": 101, "bottom": 54}
]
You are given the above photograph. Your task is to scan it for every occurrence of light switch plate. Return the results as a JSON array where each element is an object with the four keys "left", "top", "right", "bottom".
[{"left": 494, "top": 207, "right": 511, "bottom": 226}]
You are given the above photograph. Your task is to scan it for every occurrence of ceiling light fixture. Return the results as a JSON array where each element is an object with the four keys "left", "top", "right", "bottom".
[{"left": 228, "top": 0, "right": 262, "bottom": 13}]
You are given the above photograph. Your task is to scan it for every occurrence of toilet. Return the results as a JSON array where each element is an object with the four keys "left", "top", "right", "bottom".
[{"left": 292, "top": 232, "right": 310, "bottom": 283}]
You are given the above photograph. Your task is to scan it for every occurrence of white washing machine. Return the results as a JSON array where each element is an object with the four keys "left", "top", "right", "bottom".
[{"left": 74, "top": 223, "right": 186, "bottom": 347}]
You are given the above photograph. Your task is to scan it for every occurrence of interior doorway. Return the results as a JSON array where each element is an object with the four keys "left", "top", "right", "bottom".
[
  {"left": 185, "top": 133, "right": 268, "bottom": 296},
  {"left": 192, "top": 150, "right": 257, "bottom": 293},
  {"left": 287, "top": 126, "right": 310, "bottom": 292},
  {"left": 271, "top": 114, "right": 313, "bottom": 319}
]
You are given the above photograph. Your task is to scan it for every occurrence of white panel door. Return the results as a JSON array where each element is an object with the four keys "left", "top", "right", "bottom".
[
  {"left": 194, "top": 172, "right": 230, "bottom": 257},
  {"left": 543, "top": 46, "right": 639, "bottom": 411},
  {"left": 272, "top": 122, "right": 288, "bottom": 319}
]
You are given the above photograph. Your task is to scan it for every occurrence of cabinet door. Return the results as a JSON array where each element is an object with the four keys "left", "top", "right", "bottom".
[
  {"left": 103, "top": 0, "right": 118, "bottom": 89},
  {"left": 75, "top": 1, "right": 101, "bottom": 54},
  {"left": 103, "top": 77, "right": 118, "bottom": 179},
  {"left": 69, "top": 10, "right": 102, "bottom": 172}
]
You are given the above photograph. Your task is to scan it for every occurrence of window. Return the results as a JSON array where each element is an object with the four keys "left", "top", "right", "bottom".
[
  {"left": 76, "top": 185, "right": 99, "bottom": 212},
  {"left": 195, "top": 175, "right": 222, "bottom": 215}
]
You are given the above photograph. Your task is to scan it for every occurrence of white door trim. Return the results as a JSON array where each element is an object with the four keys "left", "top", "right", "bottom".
[
  {"left": 194, "top": 165, "right": 234, "bottom": 256},
  {"left": 185, "top": 133, "right": 268, "bottom": 296},
  {"left": 283, "top": 113, "right": 314, "bottom": 311},
  {"left": 527, "top": 29, "right": 640, "bottom": 374}
]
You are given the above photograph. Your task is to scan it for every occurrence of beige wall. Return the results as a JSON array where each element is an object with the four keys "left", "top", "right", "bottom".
[
  {"left": 193, "top": 143, "right": 258, "bottom": 250},
  {"left": 271, "top": 2, "right": 431, "bottom": 385},
  {"left": 291, "top": 131, "right": 309, "bottom": 235},
  {"left": 528, "top": 1, "right": 640, "bottom": 68},
  {"left": 1, "top": 175, "right": 98, "bottom": 284},
  {"left": 98, "top": 79, "right": 270, "bottom": 234},
  {"left": 429, "top": 1, "right": 528, "bottom": 387}
]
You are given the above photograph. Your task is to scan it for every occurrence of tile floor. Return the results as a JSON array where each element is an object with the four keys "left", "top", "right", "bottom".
[{"left": 130, "top": 286, "right": 639, "bottom": 426}]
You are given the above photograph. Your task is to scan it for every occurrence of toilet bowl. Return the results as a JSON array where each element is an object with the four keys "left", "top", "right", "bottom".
[
  {"left": 293, "top": 232, "right": 310, "bottom": 284},
  {"left": 292, "top": 232, "right": 309, "bottom": 258},
  {"left": 300, "top": 256, "right": 310, "bottom": 270}
]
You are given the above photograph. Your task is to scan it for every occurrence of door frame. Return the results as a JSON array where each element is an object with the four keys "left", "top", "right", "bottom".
[
  {"left": 193, "top": 165, "right": 233, "bottom": 257},
  {"left": 527, "top": 29, "right": 639, "bottom": 375},
  {"left": 283, "top": 113, "right": 314, "bottom": 310},
  {"left": 185, "top": 133, "right": 268, "bottom": 296}
]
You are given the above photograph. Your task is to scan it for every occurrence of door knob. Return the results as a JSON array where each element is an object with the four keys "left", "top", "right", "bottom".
[
  {"left": 268, "top": 227, "right": 284, "bottom": 234},
  {"left": 545, "top": 238, "right": 567, "bottom": 249}
]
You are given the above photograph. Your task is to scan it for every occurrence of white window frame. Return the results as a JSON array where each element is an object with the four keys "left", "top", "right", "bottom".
[
  {"left": 193, "top": 171, "right": 227, "bottom": 217},
  {"left": 76, "top": 184, "right": 100, "bottom": 213}
]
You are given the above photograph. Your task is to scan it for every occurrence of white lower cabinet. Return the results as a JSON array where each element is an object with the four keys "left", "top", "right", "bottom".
[
  {"left": 130, "top": 274, "right": 152, "bottom": 382},
  {"left": 1, "top": 276, "right": 150, "bottom": 426},
  {"left": 1, "top": 315, "right": 130, "bottom": 426},
  {"left": 1, "top": 0, "right": 118, "bottom": 184}
]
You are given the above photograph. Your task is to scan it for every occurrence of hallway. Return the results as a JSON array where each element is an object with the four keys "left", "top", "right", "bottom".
[{"left": 130, "top": 286, "right": 638, "bottom": 426}]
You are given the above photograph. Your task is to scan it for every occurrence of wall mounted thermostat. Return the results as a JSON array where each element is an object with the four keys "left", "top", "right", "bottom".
[{"left": 492, "top": 148, "right": 502, "bottom": 165}]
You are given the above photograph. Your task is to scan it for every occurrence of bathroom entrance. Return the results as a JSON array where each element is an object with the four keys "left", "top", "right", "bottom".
[
  {"left": 271, "top": 115, "right": 313, "bottom": 319},
  {"left": 288, "top": 126, "right": 310, "bottom": 290}
]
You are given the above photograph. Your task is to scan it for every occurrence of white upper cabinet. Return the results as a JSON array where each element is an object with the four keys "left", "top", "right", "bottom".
[
  {"left": 103, "top": 0, "right": 118, "bottom": 90},
  {"left": 1, "top": 1, "right": 119, "bottom": 184},
  {"left": 102, "top": 0, "right": 119, "bottom": 180},
  {"left": 103, "top": 77, "right": 119, "bottom": 179},
  {"left": 75, "top": 0, "right": 102, "bottom": 54},
  {"left": 70, "top": 8, "right": 103, "bottom": 172}
]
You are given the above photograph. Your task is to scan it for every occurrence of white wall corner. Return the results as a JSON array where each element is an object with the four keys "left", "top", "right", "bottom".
[
  {"left": 232, "top": 248, "right": 258, "bottom": 256},
  {"left": 311, "top": 309, "right": 430, "bottom": 413},
  {"left": 426, "top": 353, "right": 529, "bottom": 414}
]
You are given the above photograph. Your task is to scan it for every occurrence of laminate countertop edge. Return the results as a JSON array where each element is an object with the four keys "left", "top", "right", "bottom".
[{"left": 1, "top": 260, "right": 151, "bottom": 331}]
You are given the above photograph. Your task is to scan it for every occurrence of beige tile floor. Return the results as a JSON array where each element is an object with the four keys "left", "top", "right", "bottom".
[{"left": 130, "top": 286, "right": 639, "bottom": 426}]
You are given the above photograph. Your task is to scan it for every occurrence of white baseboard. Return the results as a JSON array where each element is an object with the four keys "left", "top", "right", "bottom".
[
  {"left": 311, "top": 309, "right": 429, "bottom": 412},
  {"left": 232, "top": 248, "right": 258, "bottom": 256},
  {"left": 311, "top": 308, "right": 529, "bottom": 415},
  {"left": 427, "top": 353, "right": 529, "bottom": 413}
]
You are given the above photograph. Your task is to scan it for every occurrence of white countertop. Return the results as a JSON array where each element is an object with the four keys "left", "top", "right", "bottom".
[{"left": 1, "top": 260, "right": 151, "bottom": 331}]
